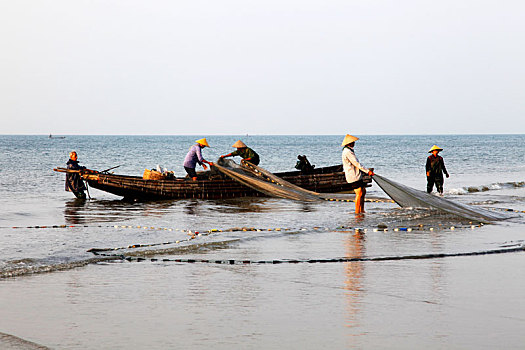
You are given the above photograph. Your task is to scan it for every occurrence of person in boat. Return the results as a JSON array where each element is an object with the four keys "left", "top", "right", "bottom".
[
  {"left": 295, "top": 155, "right": 315, "bottom": 173},
  {"left": 220, "top": 140, "right": 260, "bottom": 166},
  {"left": 341, "top": 134, "right": 374, "bottom": 214},
  {"left": 65, "top": 151, "right": 87, "bottom": 199},
  {"left": 426, "top": 145, "right": 449, "bottom": 195},
  {"left": 184, "top": 138, "right": 213, "bottom": 181}
]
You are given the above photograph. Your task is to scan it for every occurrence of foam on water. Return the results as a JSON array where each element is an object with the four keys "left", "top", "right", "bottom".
[{"left": 448, "top": 180, "right": 525, "bottom": 195}]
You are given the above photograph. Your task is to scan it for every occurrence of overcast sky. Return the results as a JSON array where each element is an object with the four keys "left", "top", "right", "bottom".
[{"left": 1, "top": 1, "right": 524, "bottom": 135}]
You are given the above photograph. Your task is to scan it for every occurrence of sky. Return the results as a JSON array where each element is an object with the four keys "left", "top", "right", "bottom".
[{"left": 1, "top": 0, "right": 524, "bottom": 135}]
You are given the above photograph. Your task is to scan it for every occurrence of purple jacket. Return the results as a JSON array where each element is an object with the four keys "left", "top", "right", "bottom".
[{"left": 183, "top": 144, "right": 204, "bottom": 168}]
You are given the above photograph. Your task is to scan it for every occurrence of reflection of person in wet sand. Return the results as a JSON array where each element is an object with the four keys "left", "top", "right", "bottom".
[
  {"left": 344, "top": 231, "right": 365, "bottom": 329},
  {"left": 64, "top": 199, "right": 87, "bottom": 225}
]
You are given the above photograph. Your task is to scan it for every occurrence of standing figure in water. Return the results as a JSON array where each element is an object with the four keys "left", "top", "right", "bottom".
[
  {"left": 65, "top": 151, "right": 87, "bottom": 199},
  {"left": 426, "top": 145, "right": 449, "bottom": 195},
  {"left": 220, "top": 140, "right": 260, "bottom": 166},
  {"left": 341, "top": 134, "right": 374, "bottom": 214},
  {"left": 184, "top": 138, "right": 213, "bottom": 181}
]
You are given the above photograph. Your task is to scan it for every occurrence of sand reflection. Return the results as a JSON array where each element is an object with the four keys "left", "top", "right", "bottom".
[
  {"left": 344, "top": 231, "right": 365, "bottom": 333},
  {"left": 64, "top": 199, "right": 88, "bottom": 225}
]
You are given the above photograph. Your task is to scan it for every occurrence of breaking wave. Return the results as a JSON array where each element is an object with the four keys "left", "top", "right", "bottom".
[{"left": 448, "top": 181, "right": 525, "bottom": 195}]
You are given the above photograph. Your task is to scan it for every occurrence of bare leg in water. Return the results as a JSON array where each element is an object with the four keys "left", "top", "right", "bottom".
[{"left": 354, "top": 187, "right": 366, "bottom": 214}]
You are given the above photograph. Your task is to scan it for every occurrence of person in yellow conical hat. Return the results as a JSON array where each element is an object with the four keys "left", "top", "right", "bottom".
[
  {"left": 428, "top": 145, "right": 443, "bottom": 153},
  {"left": 426, "top": 145, "right": 449, "bottom": 195},
  {"left": 341, "top": 134, "right": 374, "bottom": 214},
  {"left": 220, "top": 140, "right": 260, "bottom": 165},
  {"left": 195, "top": 138, "right": 210, "bottom": 148},
  {"left": 341, "top": 134, "right": 359, "bottom": 147},
  {"left": 183, "top": 138, "right": 212, "bottom": 181}
]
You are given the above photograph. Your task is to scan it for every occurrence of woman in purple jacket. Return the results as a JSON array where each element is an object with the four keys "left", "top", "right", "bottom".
[{"left": 183, "top": 138, "right": 212, "bottom": 181}]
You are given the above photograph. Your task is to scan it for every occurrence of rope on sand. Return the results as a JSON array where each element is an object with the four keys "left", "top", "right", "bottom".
[{"left": 90, "top": 245, "right": 525, "bottom": 265}]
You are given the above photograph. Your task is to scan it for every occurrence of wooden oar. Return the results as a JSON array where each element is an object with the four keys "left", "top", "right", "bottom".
[
  {"left": 54, "top": 167, "right": 81, "bottom": 173},
  {"left": 53, "top": 167, "right": 97, "bottom": 174},
  {"left": 100, "top": 165, "right": 121, "bottom": 173}
]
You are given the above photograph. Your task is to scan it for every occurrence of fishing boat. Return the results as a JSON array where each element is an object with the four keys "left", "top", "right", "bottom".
[{"left": 54, "top": 163, "right": 371, "bottom": 201}]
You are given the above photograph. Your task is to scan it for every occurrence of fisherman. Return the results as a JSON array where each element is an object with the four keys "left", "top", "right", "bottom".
[
  {"left": 65, "top": 151, "right": 87, "bottom": 199},
  {"left": 184, "top": 138, "right": 213, "bottom": 181},
  {"left": 220, "top": 140, "right": 260, "bottom": 166},
  {"left": 295, "top": 155, "right": 315, "bottom": 173},
  {"left": 426, "top": 145, "right": 449, "bottom": 195},
  {"left": 341, "top": 134, "right": 374, "bottom": 214}
]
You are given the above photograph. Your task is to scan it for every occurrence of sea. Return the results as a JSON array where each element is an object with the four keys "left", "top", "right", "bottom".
[{"left": 0, "top": 134, "right": 524, "bottom": 349}]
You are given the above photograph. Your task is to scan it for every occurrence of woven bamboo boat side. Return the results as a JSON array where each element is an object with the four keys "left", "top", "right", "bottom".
[{"left": 81, "top": 164, "right": 369, "bottom": 200}]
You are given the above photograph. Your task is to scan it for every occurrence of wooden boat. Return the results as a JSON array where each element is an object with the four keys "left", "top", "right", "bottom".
[{"left": 54, "top": 165, "right": 371, "bottom": 201}]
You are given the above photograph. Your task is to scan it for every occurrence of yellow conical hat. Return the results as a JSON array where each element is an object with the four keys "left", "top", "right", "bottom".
[
  {"left": 232, "top": 140, "right": 247, "bottom": 148},
  {"left": 341, "top": 134, "right": 359, "bottom": 147},
  {"left": 195, "top": 138, "right": 210, "bottom": 147},
  {"left": 428, "top": 145, "right": 443, "bottom": 153}
]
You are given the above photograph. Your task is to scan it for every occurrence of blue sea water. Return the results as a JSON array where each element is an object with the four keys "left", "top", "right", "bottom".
[{"left": 0, "top": 134, "right": 524, "bottom": 349}]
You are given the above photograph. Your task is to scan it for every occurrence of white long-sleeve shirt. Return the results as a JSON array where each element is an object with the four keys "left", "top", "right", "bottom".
[{"left": 342, "top": 147, "right": 369, "bottom": 183}]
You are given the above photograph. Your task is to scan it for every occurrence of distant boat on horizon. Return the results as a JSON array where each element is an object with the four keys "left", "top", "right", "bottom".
[{"left": 49, "top": 134, "right": 66, "bottom": 139}]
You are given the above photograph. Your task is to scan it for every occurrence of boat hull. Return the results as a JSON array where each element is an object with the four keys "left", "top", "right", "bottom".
[{"left": 83, "top": 165, "right": 369, "bottom": 200}]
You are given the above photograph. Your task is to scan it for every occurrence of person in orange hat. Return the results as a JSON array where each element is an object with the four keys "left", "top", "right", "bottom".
[
  {"left": 65, "top": 151, "right": 87, "bottom": 199},
  {"left": 183, "top": 138, "right": 212, "bottom": 181},
  {"left": 426, "top": 145, "right": 449, "bottom": 195},
  {"left": 341, "top": 135, "right": 374, "bottom": 214},
  {"left": 220, "top": 140, "right": 260, "bottom": 165}
]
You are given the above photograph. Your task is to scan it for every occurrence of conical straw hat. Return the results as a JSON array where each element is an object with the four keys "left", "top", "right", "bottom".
[
  {"left": 232, "top": 140, "right": 247, "bottom": 148},
  {"left": 341, "top": 134, "right": 359, "bottom": 147},
  {"left": 195, "top": 138, "right": 210, "bottom": 147},
  {"left": 428, "top": 145, "right": 443, "bottom": 153}
]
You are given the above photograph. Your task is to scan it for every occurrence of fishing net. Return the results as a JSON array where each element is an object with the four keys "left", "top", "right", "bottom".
[
  {"left": 373, "top": 174, "right": 508, "bottom": 222},
  {"left": 214, "top": 159, "right": 322, "bottom": 201},
  {"left": 213, "top": 160, "right": 504, "bottom": 223},
  {"left": 214, "top": 159, "right": 391, "bottom": 203}
]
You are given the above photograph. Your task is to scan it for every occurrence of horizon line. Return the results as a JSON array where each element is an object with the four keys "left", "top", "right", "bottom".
[{"left": 2, "top": 133, "right": 524, "bottom": 137}]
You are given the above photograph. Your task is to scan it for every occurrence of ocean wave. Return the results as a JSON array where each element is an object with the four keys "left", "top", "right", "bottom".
[
  {"left": 0, "top": 237, "right": 245, "bottom": 279},
  {"left": 0, "top": 331, "right": 51, "bottom": 350},
  {"left": 0, "top": 256, "right": 113, "bottom": 279},
  {"left": 448, "top": 181, "right": 525, "bottom": 195}
]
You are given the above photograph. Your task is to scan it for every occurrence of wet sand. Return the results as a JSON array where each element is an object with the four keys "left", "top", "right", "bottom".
[{"left": 1, "top": 224, "right": 524, "bottom": 349}]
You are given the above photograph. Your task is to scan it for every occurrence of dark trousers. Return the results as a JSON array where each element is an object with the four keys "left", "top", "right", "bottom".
[
  {"left": 427, "top": 176, "right": 444, "bottom": 194},
  {"left": 184, "top": 166, "right": 197, "bottom": 178}
]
